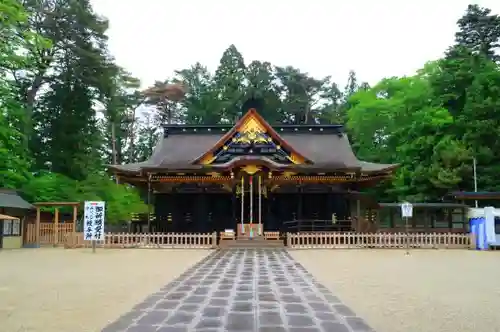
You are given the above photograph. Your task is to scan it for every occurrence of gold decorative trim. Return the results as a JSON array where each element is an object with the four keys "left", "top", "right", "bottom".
[
  {"left": 207, "top": 172, "right": 222, "bottom": 177},
  {"left": 157, "top": 176, "right": 232, "bottom": 183},
  {"left": 195, "top": 109, "right": 309, "bottom": 166},
  {"left": 282, "top": 171, "right": 297, "bottom": 177},
  {"left": 242, "top": 165, "right": 261, "bottom": 175}
]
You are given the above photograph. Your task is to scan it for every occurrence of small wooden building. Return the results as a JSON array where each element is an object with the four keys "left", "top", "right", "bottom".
[
  {"left": 109, "top": 100, "right": 398, "bottom": 235},
  {"left": 0, "top": 189, "right": 34, "bottom": 248},
  {"left": 0, "top": 189, "right": 34, "bottom": 217},
  {"left": 376, "top": 203, "right": 469, "bottom": 233},
  {"left": 447, "top": 191, "right": 500, "bottom": 207},
  {"left": 0, "top": 214, "right": 23, "bottom": 249}
]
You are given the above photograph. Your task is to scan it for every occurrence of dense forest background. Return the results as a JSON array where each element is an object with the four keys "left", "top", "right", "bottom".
[{"left": 1, "top": 1, "right": 500, "bottom": 222}]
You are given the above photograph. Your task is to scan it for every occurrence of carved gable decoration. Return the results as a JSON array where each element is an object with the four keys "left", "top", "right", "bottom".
[{"left": 194, "top": 109, "right": 310, "bottom": 165}]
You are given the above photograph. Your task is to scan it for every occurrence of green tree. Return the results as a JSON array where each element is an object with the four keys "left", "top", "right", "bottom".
[
  {"left": 134, "top": 111, "right": 159, "bottom": 162},
  {"left": 347, "top": 72, "right": 471, "bottom": 201},
  {"left": 244, "top": 60, "right": 283, "bottom": 123},
  {"left": 21, "top": 172, "right": 147, "bottom": 223},
  {"left": 100, "top": 66, "right": 144, "bottom": 165},
  {"left": 22, "top": 0, "right": 112, "bottom": 179},
  {"left": 0, "top": 0, "right": 148, "bottom": 220},
  {"left": 0, "top": 0, "right": 48, "bottom": 188},
  {"left": 275, "top": 66, "right": 329, "bottom": 124},
  {"left": 213, "top": 45, "right": 247, "bottom": 122},
  {"left": 176, "top": 63, "right": 221, "bottom": 125},
  {"left": 455, "top": 4, "right": 500, "bottom": 61}
]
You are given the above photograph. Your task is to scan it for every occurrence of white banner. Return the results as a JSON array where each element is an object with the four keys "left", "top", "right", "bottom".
[
  {"left": 84, "top": 201, "right": 105, "bottom": 241},
  {"left": 401, "top": 202, "right": 413, "bottom": 218}
]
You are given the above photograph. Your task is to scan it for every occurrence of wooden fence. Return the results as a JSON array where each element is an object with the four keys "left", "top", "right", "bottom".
[
  {"left": 25, "top": 223, "right": 75, "bottom": 246},
  {"left": 286, "top": 232, "right": 474, "bottom": 249},
  {"left": 27, "top": 227, "right": 474, "bottom": 250},
  {"left": 64, "top": 232, "right": 217, "bottom": 249}
]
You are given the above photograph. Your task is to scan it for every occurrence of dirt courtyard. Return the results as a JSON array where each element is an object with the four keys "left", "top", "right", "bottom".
[
  {"left": 0, "top": 248, "right": 211, "bottom": 332},
  {"left": 291, "top": 249, "right": 500, "bottom": 332},
  {"left": 2, "top": 249, "right": 499, "bottom": 332}
]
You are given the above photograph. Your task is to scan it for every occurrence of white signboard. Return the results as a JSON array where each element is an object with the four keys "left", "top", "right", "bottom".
[
  {"left": 401, "top": 202, "right": 413, "bottom": 218},
  {"left": 84, "top": 201, "right": 105, "bottom": 241}
]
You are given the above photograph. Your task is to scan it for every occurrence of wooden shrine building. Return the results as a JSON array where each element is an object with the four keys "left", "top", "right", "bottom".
[{"left": 109, "top": 103, "right": 398, "bottom": 235}]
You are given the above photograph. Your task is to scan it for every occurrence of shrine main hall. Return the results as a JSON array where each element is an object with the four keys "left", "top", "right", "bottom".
[{"left": 109, "top": 102, "right": 397, "bottom": 235}]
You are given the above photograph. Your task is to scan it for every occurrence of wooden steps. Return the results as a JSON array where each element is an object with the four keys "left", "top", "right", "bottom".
[{"left": 219, "top": 236, "right": 284, "bottom": 249}]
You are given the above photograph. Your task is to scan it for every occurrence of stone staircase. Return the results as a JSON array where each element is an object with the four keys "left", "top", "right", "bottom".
[{"left": 219, "top": 236, "right": 284, "bottom": 249}]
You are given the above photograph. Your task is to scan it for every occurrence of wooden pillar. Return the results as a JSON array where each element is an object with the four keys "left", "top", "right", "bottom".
[
  {"left": 463, "top": 207, "right": 467, "bottom": 232},
  {"left": 353, "top": 183, "right": 361, "bottom": 219},
  {"left": 389, "top": 209, "right": 395, "bottom": 229},
  {"left": 54, "top": 207, "right": 59, "bottom": 245},
  {"left": 297, "top": 186, "right": 303, "bottom": 220},
  {"left": 72, "top": 204, "right": 78, "bottom": 248},
  {"left": 266, "top": 185, "right": 272, "bottom": 231},
  {"left": 240, "top": 176, "right": 245, "bottom": 234},
  {"left": 172, "top": 193, "right": 182, "bottom": 233},
  {"left": 258, "top": 175, "right": 262, "bottom": 235},
  {"left": 326, "top": 192, "right": 333, "bottom": 221},
  {"left": 35, "top": 206, "right": 40, "bottom": 247},
  {"left": 197, "top": 191, "right": 207, "bottom": 232},
  {"left": 447, "top": 208, "right": 453, "bottom": 231},
  {"left": 231, "top": 183, "right": 237, "bottom": 226},
  {"left": 20, "top": 216, "right": 25, "bottom": 247},
  {"left": 356, "top": 199, "right": 361, "bottom": 218},
  {"left": 423, "top": 208, "right": 429, "bottom": 232},
  {"left": 147, "top": 173, "right": 152, "bottom": 233}
]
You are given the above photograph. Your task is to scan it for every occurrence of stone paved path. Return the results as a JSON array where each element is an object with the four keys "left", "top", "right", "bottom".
[{"left": 102, "top": 249, "right": 375, "bottom": 332}]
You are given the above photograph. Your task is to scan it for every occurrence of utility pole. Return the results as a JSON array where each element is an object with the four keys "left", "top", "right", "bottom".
[{"left": 473, "top": 157, "right": 478, "bottom": 208}]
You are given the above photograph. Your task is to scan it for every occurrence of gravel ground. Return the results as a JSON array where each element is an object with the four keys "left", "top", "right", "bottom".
[
  {"left": 290, "top": 249, "right": 500, "bottom": 332},
  {"left": 0, "top": 248, "right": 211, "bottom": 332}
]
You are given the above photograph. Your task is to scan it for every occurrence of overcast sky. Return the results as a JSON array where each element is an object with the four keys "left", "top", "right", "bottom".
[{"left": 90, "top": 0, "right": 500, "bottom": 89}]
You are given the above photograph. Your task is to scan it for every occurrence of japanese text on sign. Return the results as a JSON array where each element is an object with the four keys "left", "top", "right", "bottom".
[{"left": 84, "top": 201, "right": 105, "bottom": 241}]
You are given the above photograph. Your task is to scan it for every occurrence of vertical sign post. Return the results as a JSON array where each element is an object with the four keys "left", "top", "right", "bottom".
[
  {"left": 258, "top": 175, "right": 262, "bottom": 236},
  {"left": 401, "top": 202, "right": 413, "bottom": 255},
  {"left": 84, "top": 201, "right": 106, "bottom": 253},
  {"left": 240, "top": 177, "right": 245, "bottom": 235},
  {"left": 249, "top": 176, "right": 253, "bottom": 239}
]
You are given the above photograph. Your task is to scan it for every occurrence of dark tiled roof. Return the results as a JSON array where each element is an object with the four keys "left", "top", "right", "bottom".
[
  {"left": 0, "top": 190, "right": 34, "bottom": 210},
  {"left": 380, "top": 203, "right": 468, "bottom": 208},
  {"left": 447, "top": 191, "right": 500, "bottom": 200},
  {"left": 109, "top": 128, "right": 397, "bottom": 174}
]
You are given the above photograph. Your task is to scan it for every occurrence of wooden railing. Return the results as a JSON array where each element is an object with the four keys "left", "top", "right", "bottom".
[
  {"left": 220, "top": 231, "right": 236, "bottom": 240},
  {"left": 62, "top": 231, "right": 473, "bottom": 250},
  {"left": 264, "top": 231, "right": 280, "bottom": 240},
  {"left": 26, "top": 223, "right": 75, "bottom": 246},
  {"left": 286, "top": 232, "right": 474, "bottom": 249},
  {"left": 64, "top": 232, "right": 217, "bottom": 249}
]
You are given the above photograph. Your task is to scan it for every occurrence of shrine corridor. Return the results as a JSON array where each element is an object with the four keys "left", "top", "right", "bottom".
[{"left": 101, "top": 249, "right": 374, "bottom": 332}]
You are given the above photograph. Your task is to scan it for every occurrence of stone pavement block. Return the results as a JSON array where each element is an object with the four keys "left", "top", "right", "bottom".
[
  {"left": 156, "top": 326, "right": 189, "bottom": 332},
  {"left": 320, "top": 321, "right": 351, "bottom": 331},
  {"left": 195, "top": 317, "right": 224, "bottom": 329},
  {"left": 334, "top": 303, "right": 357, "bottom": 317},
  {"left": 259, "top": 311, "right": 283, "bottom": 325},
  {"left": 346, "top": 317, "right": 375, "bottom": 331},
  {"left": 287, "top": 314, "right": 317, "bottom": 328},
  {"left": 101, "top": 249, "right": 376, "bottom": 332},
  {"left": 126, "top": 324, "right": 159, "bottom": 332},
  {"left": 136, "top": 310, "right": 168, "bottom": 325},
  {"left": 288, "top": 328, "right": 322, "bottom": 332},
  {"left": 100, "top": 319, "right": 129, "bottom": 332},
  {"left": 227, "top": 312, "right": 255, "bottom": 330},
  {"left": 259, "top": 327, "right": 288, "bottom": 332}
]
